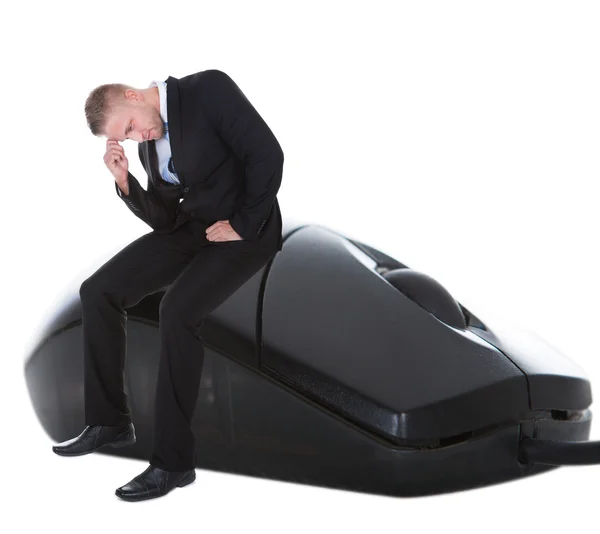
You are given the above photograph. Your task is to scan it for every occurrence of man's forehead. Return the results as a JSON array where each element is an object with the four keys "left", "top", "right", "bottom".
[{"left": 105, "top": 115, "right": 127, "bottom": 140}]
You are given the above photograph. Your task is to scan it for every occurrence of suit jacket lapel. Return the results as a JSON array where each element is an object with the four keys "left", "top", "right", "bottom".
[
  {"left": 139, "top": 140, "right": 158, "bottom": 183},
  {"left": 143, "top": 140, "right": 181, "bottom": 201},
  {"left": 165, "top": 76, "right": 186, "bottom": 187}
]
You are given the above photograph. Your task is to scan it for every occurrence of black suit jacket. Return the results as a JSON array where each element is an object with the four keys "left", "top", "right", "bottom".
[{"left": 116, "top": 69, "right": 283, "bottom": 250}]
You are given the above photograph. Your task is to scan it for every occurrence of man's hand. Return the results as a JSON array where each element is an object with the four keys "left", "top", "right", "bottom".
[
  {"left": 206, "top": 220, "right": 243, "bottom": 242},
  {"left": 104, "top": 139, "right": 129, "bottom": 186}
]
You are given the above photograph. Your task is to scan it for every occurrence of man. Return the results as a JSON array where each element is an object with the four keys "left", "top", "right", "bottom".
[{"left": 52, "top": 69, "right": 284, "bottom": 502}]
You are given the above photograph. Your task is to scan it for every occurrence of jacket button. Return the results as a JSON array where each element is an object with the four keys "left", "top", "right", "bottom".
[{"left": 183, "top": 187, "right": 189, "bottom": 193}]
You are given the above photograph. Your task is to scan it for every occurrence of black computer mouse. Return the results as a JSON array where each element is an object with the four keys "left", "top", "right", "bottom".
[{"left": 23, "top": 218, "right": 598, "bottom": 497}]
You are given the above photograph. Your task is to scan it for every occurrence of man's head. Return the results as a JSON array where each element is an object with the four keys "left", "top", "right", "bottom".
[{"left": 84, "top": 83, "right": 165, "bottom": 143}]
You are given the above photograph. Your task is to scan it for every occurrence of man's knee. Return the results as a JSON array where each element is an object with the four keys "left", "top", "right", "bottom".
[
  {"left": 79, "top": 274, "right": 114, "bottom": 303},
  {"left": 80, "top": 276, "right": 100, "bottom": 300}
]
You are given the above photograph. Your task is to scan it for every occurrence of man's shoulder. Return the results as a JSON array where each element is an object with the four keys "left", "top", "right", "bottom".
[{"left": 178, "top": 69, "right": 233, "bottom": 90}]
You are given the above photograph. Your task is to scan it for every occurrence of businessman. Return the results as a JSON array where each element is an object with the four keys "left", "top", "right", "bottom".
[{"left": 52, "top": 69, "right": 284, "bottom": 502}]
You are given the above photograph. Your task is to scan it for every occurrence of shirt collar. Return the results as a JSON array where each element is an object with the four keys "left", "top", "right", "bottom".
[{"left": 148, "top": 80, "right": 168, "bottom": 126}]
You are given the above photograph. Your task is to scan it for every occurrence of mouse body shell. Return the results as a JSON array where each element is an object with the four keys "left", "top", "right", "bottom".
[{"left": 23, "top": 218, "right": 593, "bottom": 496}]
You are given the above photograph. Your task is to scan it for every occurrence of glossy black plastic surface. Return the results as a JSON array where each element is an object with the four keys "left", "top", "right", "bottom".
[{"left": 23, "top": 218, "right": 593, "bottom": 496}]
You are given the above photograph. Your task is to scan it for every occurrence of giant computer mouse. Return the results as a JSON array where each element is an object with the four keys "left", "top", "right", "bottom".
[{"left": 23, "top": 218, "right": 598, "bottom": 497}]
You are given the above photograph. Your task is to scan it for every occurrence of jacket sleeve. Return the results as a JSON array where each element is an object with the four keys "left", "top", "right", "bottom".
[
  {"left": 199, "top": 69, "right": 284, "bottom": 241},
  {"left": 115, "top": 170, "right": 178, "bottom": 231}
]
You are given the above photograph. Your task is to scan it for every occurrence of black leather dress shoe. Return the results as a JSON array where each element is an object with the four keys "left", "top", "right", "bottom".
[
  {"left": 115, "top": 464, "right": 196, "bottom": 502},
  {"left": 52, "top": 423, "right": 136, "bottom": 456}
]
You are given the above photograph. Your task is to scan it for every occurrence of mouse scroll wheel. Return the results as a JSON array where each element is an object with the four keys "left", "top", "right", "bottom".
[{"left": 382, "top": 268, "right": 467, "bottom": 329}]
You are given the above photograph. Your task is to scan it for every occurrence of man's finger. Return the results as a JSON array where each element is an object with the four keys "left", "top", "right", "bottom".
[
  {"left": 206, "top": 222, "right": 223, "bottom": 236},
  {"left": 206, "top": 229, "right": 221, "bottom": 240}
]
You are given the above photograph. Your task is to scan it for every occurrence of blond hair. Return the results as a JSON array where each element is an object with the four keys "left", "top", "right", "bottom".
[{"left": 84, "top": 83, "right": 134, "bottom": 136}]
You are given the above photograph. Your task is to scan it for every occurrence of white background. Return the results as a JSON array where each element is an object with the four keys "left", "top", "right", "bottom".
[{"left": 1, "top": 0, "right": 599, "bottom": 531}]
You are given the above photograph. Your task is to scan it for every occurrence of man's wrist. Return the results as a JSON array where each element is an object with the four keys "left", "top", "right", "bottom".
[{"left": 116, "top": 178, "right": 129, "bottom": 196}]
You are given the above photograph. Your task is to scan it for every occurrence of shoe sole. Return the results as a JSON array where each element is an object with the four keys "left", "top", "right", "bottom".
[{"left": 115, "top": 471, "right": 196, "bottom": 502}]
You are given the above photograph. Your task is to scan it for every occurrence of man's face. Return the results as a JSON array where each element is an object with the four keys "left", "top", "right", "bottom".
[{"left": 103, "top": 93, "right": 165, "bottom": 143}]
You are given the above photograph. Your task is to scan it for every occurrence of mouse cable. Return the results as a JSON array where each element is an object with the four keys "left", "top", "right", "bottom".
[{"left": 519, "top": 438, "right": 600, "bottom": 466}]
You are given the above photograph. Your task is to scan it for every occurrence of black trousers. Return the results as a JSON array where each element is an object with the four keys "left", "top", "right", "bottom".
[{"left": 80, "top": 216, "right": 279, "bottom": 471}]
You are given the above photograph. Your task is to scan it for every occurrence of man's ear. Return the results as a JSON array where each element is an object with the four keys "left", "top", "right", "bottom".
[{"left": 124, "top": 88, "right": 140, "bottom": 102}]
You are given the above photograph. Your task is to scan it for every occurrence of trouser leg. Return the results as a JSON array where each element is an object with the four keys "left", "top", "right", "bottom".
[
  {"left": 81, "top": 225, "right": 197, "bottom": 427},
  {"left": 150, "top": 240, "right": 276, "bottom": 471}
]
